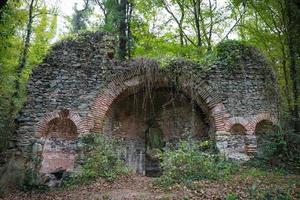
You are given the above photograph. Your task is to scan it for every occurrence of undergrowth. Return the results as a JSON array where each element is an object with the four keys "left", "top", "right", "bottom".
[
  {"left": 245, "top": 124, "right": 300, "bottom": 174},
  {"left": 156, "top": 140, "right": 238, "bottom": 187},
  {"left": 62, "top": 134, "right": 130, "bottom": 187}
]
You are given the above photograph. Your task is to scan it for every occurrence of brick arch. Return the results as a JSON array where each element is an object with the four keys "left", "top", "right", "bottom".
[
  {"left": 248, "top": 113, "right": 277, "bottom": 134},
  {"left": 35, "top": 109, "right": 87, "bottom": 138},
  {"left": 225, "top": 117, "right": 251, "bottom": 134},
  {"left": 91, "top": 67, "right": 230, "bottom": 133}
]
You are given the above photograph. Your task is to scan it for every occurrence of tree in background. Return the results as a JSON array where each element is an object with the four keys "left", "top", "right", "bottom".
[
  {"left": 231, "top": 0, "right": 299, "bottom": 133},
  {"left": 0, "top": 0, "right": 57, "bottom": 151},
  {"left": 0, "top": 0, "right": 25, "bottom": 151},
  {"left": 0, "top": 0, "right": 8, "bottom": 18},
  {"left": 70, "top": 0, "right": 134, "bottom": 60},
  {"left": 285, "top": 0, "right": 300, "bottom": 132},
  {"left": 69, "top": 0, "right": 93, "bottom": 33},
  {"left": 100, "top": 0, "right": 133, "bottom": 60}
]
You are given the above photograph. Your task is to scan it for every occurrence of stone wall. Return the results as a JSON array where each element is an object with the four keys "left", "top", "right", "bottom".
[
  {"left": 15, "top": 32, "right": 115, "bottom": 154},
  {"left": 7, "top": 32, "right": 278, "bottom": 186}
]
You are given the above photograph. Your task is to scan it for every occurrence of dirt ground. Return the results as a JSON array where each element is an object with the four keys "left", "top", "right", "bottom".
[{"left": 1, "top": 171, "right": 299, "bottom": 200}]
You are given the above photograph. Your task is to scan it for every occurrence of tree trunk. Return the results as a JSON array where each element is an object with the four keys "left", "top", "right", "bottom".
[
  {"left": 118, "top": 0, "right": 127, "bottom": 60},
  {"left": 11, "top": 0, "right": 35, "bottom": 113},
  {"left": 127, "top": 1, "right": 133, "bottom": 58},
  {"left": 177, "top": 0, "right": 185, "bottom": 46},
  {"left": 193, "top": 0, "right": 202, "bottom": 47},
  {"left": 286, "top": 0, "right": 300, "bottom": 132}
]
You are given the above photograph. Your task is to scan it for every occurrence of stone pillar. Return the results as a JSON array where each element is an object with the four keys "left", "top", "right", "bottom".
[
  {"left": 122, "top": 139, "right": 145, "bottom": 175},
  {"left": 215, "top": 131, "right": 230, "bottom": 156},
  {"left": 245, "top": 135, "right": 257, "bottom": 154},
  {"left": 215, "top": 131, "right": 250, "bottom": 161}
]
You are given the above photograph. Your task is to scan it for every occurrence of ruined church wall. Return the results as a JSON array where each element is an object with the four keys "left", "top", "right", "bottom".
[{"left": 10, "top": 32, "right": 279, "bottom": 183}]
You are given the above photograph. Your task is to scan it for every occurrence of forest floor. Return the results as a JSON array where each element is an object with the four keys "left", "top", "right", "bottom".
[{"left": 1, "top": 167, "right": 300, "bottom": 200}]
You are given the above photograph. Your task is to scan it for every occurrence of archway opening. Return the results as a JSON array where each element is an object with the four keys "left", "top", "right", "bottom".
[
  {"left": 46, "top": 117, "right": 78, "bottom": 140},
  {"left": 103, "top": 87, "right": 211, "bottom": 176},
  {"left": 255, "top": 120, "right": 276, "bottom": 155},
  {"left": 228, "top": 124, "right": 247, "bottom": 153},
  {"left": 40, "top": 110, "right": 78, "bottom": 180}
]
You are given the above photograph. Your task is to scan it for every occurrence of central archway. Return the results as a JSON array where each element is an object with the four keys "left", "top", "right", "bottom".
[
  {"left": 91, "top": 67, "right": 228, "bottom": 133},
  {"left": 103, "top": 87, "right": 210, "bottom": 139},
  {"left": 90, "top": 66, "right": 229, "bottom": 175},
  {"left": 103, "top": 86, "right": 211, "bottom": 176}
]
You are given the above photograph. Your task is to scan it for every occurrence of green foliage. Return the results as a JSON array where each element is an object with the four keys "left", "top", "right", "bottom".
[
  {"left": 246, "top": 123, "right": 300, "bottom": 172},
  {"left": 22, "top": 6, "right": 57, "bottom": 95},
  {"left": 0, "top": 0, "right": 57, "bottom": 152},
  {"left": 249, "top": 184, "right": 293, "bottom": 200},
  {"left": 101, "top": 0, "right": 121, "bottom": 33},
  {"left": 63, "top": 134, "right": 130, "bottom": 186},
  {"left": 0, "top": 0, "right": 25, "bottom": 151},
  {"left": 68, "top": 2, "right": 93, "bottom": 34},
  {"left": 132, "top": 31, "right": 201, "bottom": 60},
  {"left": 240, "top": 167, "right": 268, "bottom": 179},
  {"left": 226, "top": 192, "right": 239, "bottom": 200},
  {"left": 19, "top": 168, "right": 47, "bottom": 192},
  {"left": 156, "top": 140, "right": 238, "bottom": 187},
  {"left": 27, "top": 8, "right": 57, "bottom": 69},
  {"left": 198, "top": 139, "right": 217, "bottom": 153}
]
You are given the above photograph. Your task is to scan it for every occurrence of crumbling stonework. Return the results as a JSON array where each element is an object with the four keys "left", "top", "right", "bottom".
[{"left": 7, "top": 32, "right": 278, "bottom": 186}]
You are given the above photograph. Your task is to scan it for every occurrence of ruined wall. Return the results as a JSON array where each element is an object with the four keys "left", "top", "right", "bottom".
[
  {"left": 9, "top": 32, "right": 278, "bottom": 186},
  {"left": 15, "top": 32, "right": 115, "bottom": 154}
]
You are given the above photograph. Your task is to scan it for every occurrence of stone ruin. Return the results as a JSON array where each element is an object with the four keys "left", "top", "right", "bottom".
[{"left": 3, "top": 32, "right": 278, "bottom": 186}]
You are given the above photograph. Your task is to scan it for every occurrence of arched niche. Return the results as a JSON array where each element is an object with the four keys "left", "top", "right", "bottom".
[
  {"left": 228, "top": 123, "right": 247, "bottom": 153},
  {"left": 255, "top": 120, "right": 276, "bottom": 153},
  {"left": 91, "top": 69, "right": 228, "bottom": 134},
  {"left": 230, "top": 124, "right": 246, "bottom": 135},
  {"left": 44, "top": 109, "right": 78, "bottom": 139},
  {"left": 39, "top": 110, "right": 78, "bottom": 176},
  {"left": 36, "top": 109, "right": 84, "bottom": 138},
  {"left": 255, "top": 120, "right": 276, "bottom": 134},
  {"left": 46, "top": 117, "right": 78, "bottom": 140}
]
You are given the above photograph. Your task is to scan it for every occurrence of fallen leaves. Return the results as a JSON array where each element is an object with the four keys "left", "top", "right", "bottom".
[{"left": 1, "top": 170, "right": 299, "bottom": 200}]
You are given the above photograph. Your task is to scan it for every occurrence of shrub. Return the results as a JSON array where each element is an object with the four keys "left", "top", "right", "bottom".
[
  {"left": 63, "top": 134, "right": 130, "bottom": 186},
  {"left": 156, "top": 140, "right": 238, "bottom": 186},
  {"left": 247, "top": 123, "right": 300, "bottom": 172}
]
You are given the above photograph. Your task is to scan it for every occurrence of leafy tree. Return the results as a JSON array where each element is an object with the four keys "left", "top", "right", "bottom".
[
  {"left": 0, "top": 0, "right": 26, "bottom": 151},
  {"left": 0, "top": 0, "right": 57, "bottom": 151},
  {"left": 69, "top": 1, "right": 93, "bottom": 33},
  {"left": 231, "top": 0, "right": 300, "bottom": 132},
  {"left": 0, "top": 0, "right": 8, "bottom": 18}
]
